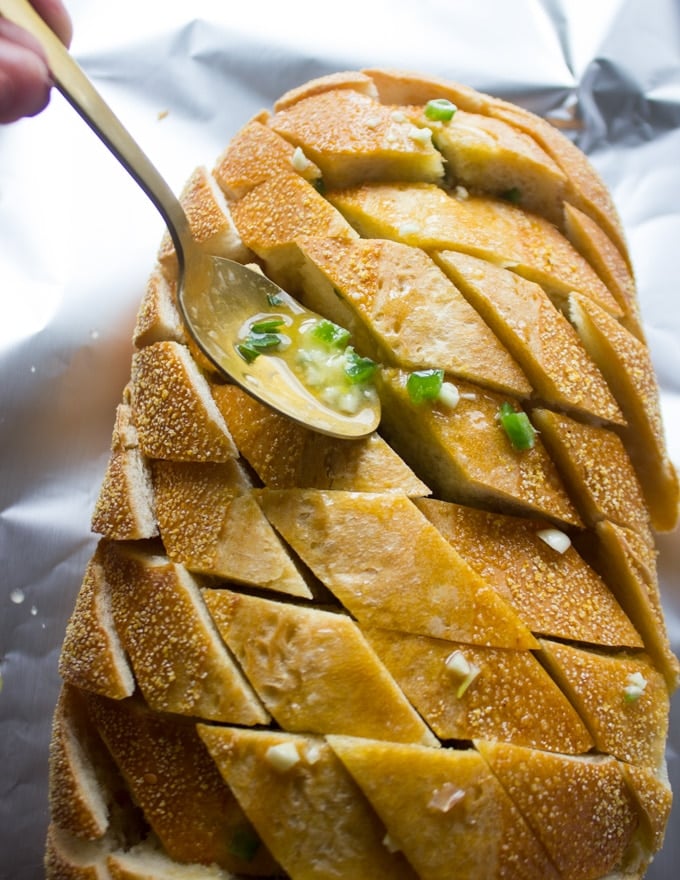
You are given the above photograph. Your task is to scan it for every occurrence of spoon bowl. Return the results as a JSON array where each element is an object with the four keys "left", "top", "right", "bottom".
[
  {"left": 1, "top": 0, "right": 381, "bottom": 438},
  {"left": 181, "top": 255, "right": 381, "bottom": 436}
]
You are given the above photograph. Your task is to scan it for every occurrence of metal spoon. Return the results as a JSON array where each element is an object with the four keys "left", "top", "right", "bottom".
[{"left": 0, "top": 0, "right": 380, "bottom": 438}]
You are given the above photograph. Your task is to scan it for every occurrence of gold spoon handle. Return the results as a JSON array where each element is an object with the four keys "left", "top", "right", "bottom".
[{"left": 0, "top": 0, "right": 191, "bottom": 264}]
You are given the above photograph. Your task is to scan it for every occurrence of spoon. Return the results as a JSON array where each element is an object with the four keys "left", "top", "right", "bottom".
[{"left": 0, "top": 0, "right": 381, "bottom": 438}]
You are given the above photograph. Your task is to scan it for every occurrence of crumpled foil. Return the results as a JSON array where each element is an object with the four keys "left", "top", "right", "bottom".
[{"left": 1, "top": 0, "right": 678, "bottom": 877}]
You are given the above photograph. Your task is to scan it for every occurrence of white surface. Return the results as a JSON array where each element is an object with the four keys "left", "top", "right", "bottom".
[{"left": 0, "top": 1, "right": 678, "bottom": 877}]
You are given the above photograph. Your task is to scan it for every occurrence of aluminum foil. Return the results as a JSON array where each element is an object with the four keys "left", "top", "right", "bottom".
[{"left": 1, "top": 0, "right": 678, "bottom": 877}]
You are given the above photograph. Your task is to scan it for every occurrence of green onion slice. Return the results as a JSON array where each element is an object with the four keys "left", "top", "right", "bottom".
[
  {"left": 236, "top": 342, "right": 261, "bottom": 363},
  {"left": 498, "top": 401, "right": 536, "bottom": 450},
  {"left": 237, "top": 332, "right": 283, "bottom": 362},
  {"left": 246, "top": 332, "right": 282, "bottom": 351},
  {"left": 344, "top": 349, "right": 378, "bottom": 385},
  {"left": 250, "top": 317, "right": 285, "bottom": 334},
  {"left": 311, "top": 318, "right": 352, "bottom": 349},
  {"left": 407, "top": 369, "right": 444, "bottom": 403},
  {"left": 502, "top": 187, "right": 522, "bottom": 204},
  {"left": 229, "top": 826, "right": 262, "bottom": 862},
  {"left": 424, "top": 98, "right": 457, "bottom": 121},
  {"left": 266, "top": 292, "right": 283, "bottom": 306}
]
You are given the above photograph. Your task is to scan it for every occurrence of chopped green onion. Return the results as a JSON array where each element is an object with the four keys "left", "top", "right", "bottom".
[
  {"left": 237, "top": 332, "right": 283, "bottom": 363},
  {"left": 250, "top": 317, "right": 285, "bottom": 333},
  {"left": 498, "top": 402, "right": 536, "bottom": 450},
  {"left": 266, "top": 292, "right": 283, "bottom": 306},
  {"left": 623, "top": 672, "right": 647, "bottom": 703},
  {"left": 424, "top": 98, "right": 457, "bottom": 122},
  {"left": 246, "top": 332, "right": 283, "bottom": 351},
  {"left": 456, "top": 664, "right": 481, "bottom": 698},
  {"left": 407, "top": 369, "right": 444, "bottom": 403},
  {"left": 502, "top": 187, "right": 522, "bottom": 204},
  {"left": 229, "top": 827, "right": 261, "bottom": 862},
  {"left": 237, "top": 342, "right": 261, "bottom": 363},
  {"left": 344, "top": 349, "right": 378, "bottom": 385},
  {"left": 311, "top": 319, "right": 351, "bottom": 349}
]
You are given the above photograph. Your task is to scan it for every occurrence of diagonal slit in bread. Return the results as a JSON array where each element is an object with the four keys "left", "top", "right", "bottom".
[{"left": 47, "top": 68, "right": 678, "bottom": 880}]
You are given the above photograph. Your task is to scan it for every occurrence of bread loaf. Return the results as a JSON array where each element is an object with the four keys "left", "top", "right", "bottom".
[{"left": 46, "top": 69, "right": 678, "bottom": 880}]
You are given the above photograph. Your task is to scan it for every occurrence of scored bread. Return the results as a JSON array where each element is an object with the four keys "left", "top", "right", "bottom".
[{"left": 47, "top": 69, "right": 678, "bottom": 880}]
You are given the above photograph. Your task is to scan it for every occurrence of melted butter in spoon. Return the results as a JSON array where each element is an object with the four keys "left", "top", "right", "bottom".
[{"left": 181, "top": 258, "right": 381, "bottom": 438}]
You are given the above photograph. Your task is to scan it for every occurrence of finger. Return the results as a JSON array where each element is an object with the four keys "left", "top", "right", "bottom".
[
  {"left": 29, "top": 0, "right": 73, "bottom": 47},
  {"left": 0, "top": 17, "right": 47, "bottom": 59},
  {"left": 0, "top": 27, "right": 51, "bottom": 123}
]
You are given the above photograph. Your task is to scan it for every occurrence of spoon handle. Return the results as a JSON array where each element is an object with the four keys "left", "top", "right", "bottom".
[{"left": 0, "top": 0, "right": 191, "bottom": 262}]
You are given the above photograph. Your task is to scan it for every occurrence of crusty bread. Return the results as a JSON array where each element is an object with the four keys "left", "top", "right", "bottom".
[{"left": 47, "top": 70, "right": 678, "bottom": 879}]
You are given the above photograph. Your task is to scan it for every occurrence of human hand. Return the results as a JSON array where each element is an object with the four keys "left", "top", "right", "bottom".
[{"left": 0, "top": 0, "right": 72, "bottom": 123}]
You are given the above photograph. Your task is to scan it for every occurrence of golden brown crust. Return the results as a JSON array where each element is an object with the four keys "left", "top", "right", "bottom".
[
  {"left": 212, "top": 118, "right": 321, "bottom": 201},
  {"left": 362, "top": 67, "right": 489, "bottom": 112},
  {"left": 205, "top": 589, "right": 437, "bottom": 744},
  {"left": 359, "top": 69, "right": 629, "bottom": 264},
  {"left": 563, "top": 203, "right": 643, "bottom": 339},
  {"left": 380, "top": 370, "right": 582, "bottom": 525},
  {"left": 476, "top": 741, "right": 639, "bottom": 880},
  {"left": 199, "top": 726, "right": 419, "bottom": 880},
  {"left": 212, "top": 383, "right": 430, "bottom": 495},
  {"left": 91, "top": 446, "right": 157, "bottom": 541},
  {"left": 59, "top": 550, "right": 135, "bottom": 700},
  {"left": 328, "top": 181, "right": 623, "bottom": 315},
  {"left": 621, "top": 762, "right": 674, "bottom": 859},
  {"left": 328, "top": 736, "right": 561, "bottom": 880},
  {"left": 492, "top": 99, "right": 631, "bottom": 265},
  {"left": 133, "top": 268, "right": 186, "bottom": 349},
  {"left": 434, "top": 249, "right": 623, "bottom": 423},
  {"left": 151, "top": 458, "right": 311, "bottom": 596},
  {"left": 48, "top": 686, "right": 114, "bottom": 841},
  {"left": 417, "top": 498, "right": 642, "bottom": 648},
  {"left": 257, "top": 488, "right": 537, "bottom": 649},
  {"left": 44, "top": 825, "right": 108, "bottom": 880},
  {"left": 269, "top": 88, "right": 444, "bottom": 189},
  {"left": 539, "top": 639, "right": 669, "bottom": 770},
  {"left": 569, "top": 294, "right": 679, "bottom": 531},
  {"left": 130, "top": 342, "right": 238, "bottom": 462},
  {"left": 409, "top": 105, "right": 567, "bottom": 225},
  {"left": 295, "top": 236, "right": 531, "bottom": 396},
  {"left": 274, "top": 70, "right": 378, "bottom": 111},
  {"left": 156, "top": 166, "right": 250, "bottom": 277},
  {"left": 594, "top": 520, "right": 680, "bottom": 690},
  {"left": 85, "top": 694, "right": 279, "bottom": 875},
  {"left": 228, "top": 171, "right": 357, "bottom": 263},
  {"left": 99, "top": 541, "right": 268, "bottom": 724},
  {"left": 532, "top": 408, "right": 652, "bottom": 536},
  {"left": 364, "top": 627, "right": 593, "bottom": 752}
]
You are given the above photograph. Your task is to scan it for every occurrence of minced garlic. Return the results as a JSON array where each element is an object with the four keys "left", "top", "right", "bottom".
[
  {"left": 265, "top": 741, "right": 301, "bottom": 771},
  {"left": 623, "top": 671, "right": 648, "bottom": 703},
  {"left": 445, "top": 650, "right": 481, "bottom": 697},
  {"left": 536, "top": 528, "right": 572, "bottom": 554}
]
